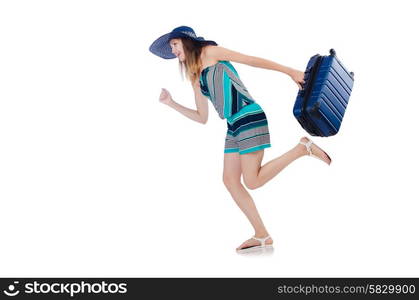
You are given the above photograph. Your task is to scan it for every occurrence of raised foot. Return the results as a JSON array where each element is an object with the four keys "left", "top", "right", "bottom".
[{"left": 299, "top": 137, "right": 332, "bottom": 165}]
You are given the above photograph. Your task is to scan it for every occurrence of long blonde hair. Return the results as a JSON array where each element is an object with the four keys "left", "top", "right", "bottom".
[{"left": 178, "top": 38, "right": 206, "bottom": 84}]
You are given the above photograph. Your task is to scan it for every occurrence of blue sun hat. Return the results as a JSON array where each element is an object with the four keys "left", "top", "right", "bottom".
[{"left": 149, "top": 26, "right": 218, "bottom": 59}]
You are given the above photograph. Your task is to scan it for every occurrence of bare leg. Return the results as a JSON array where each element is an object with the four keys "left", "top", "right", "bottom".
[
  {"left": 241, "top": 137, "right": 331, "bottom": 190},
  {"left": 222, "top": 152, "right": 273, "bottom": 250}
]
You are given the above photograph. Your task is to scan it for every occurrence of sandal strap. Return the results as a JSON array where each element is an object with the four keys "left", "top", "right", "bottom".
[
  {"left": 252, "top": 235, "right": 271, "bottom": 247},
  {"left": 299, "top": 139, "right": 313, "bottom": 156}
]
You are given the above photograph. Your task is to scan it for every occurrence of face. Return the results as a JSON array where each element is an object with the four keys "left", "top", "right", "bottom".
[{"left": 169, "top": 38, "right": 185, "bottom": 62}]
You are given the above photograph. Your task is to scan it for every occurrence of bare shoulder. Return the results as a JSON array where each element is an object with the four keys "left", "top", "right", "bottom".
[
  {"left": 202, "top": 45, "right": 218, "bottom": 58},
  {"left": 201, "top": 45, "right": 219, "bottom": 67}
]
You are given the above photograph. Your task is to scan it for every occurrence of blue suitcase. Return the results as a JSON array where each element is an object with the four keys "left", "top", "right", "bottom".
[{"left": 293, "top": 49, "right": 354, "bottom": 137}]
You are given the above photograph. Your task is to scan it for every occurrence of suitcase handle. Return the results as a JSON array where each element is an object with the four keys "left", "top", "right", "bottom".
[{"left": 299, "top": 67, "right": 313, "bottom": 96}]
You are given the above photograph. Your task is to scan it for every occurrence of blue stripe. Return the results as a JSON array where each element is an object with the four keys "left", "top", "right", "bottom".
[
  {"left": 239, "top": 144, "right": 271, "bottom": 155},
  {"left": 228, "top": 121, "right": 268, "bottom": 137},
  {"left": 224, "top": 148, "right": 240, "bottom": 153},
  {"left": 228, "top": 114, "right": 268, "bottom": 133}
]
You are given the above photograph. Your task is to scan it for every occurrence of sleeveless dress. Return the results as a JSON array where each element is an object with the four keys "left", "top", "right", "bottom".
[{"left": 199, "top": 61, "right": 271, "bottom": 154}]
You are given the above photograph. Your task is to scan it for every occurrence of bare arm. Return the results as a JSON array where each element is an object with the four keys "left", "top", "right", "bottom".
[
  {"left": 206, "top": 45, "right": 305, "bottom": 89},
  {"left": 159, "top": 80, "right": 208, "bottom": 124}
]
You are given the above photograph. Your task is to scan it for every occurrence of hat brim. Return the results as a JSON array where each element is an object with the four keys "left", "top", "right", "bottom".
[
  {"left": 149, "top": 33, "right": 218, "bottom": 60},
  {"left": 149, "top": 33, "right": 175, "bottom": 59}
]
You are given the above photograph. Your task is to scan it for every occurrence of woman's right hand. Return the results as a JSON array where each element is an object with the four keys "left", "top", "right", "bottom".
[
  {"left": 289, "top": 69, "right": 305, "bottom": 90},
  {"left": 159, "top": 88, "right": 173, "bottom": 106}
]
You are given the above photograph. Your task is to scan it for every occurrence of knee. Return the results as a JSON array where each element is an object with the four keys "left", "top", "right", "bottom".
[
  {"left": 223, "top": 173, "right": 241, "bottom": 189},
  {"left": 243, "top": 176, "right": 260, "bottom": 190}
]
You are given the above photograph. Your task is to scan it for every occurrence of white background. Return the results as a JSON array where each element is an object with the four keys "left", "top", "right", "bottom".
[{"left": 1, "top": 0, "right": 418, "bottom": 277}]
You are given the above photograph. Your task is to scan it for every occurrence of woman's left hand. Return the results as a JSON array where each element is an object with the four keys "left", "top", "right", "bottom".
[{"left": 289, "top": 69, "right": 305, "bottom": 90}]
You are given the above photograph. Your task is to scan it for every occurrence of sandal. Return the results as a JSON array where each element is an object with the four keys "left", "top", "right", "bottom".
[
  {"left": 299, "top": 137, "right": 332, "bottom": 165},
  {"left": 236, "top": 235, "right": 273, "bottom": 253}
]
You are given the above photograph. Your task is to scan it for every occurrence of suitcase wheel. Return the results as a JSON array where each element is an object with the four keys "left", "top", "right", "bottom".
[
  {"left": 329, "top": 48, "right": 336, "bottom": 56},
  {"left": 350, "top": 71, "right": 354, "bottom": 77}
]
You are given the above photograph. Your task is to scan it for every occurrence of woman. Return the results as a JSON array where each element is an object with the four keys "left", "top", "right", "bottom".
[{"left": 149, "top": 26, "right": 332, "bottom": 252}]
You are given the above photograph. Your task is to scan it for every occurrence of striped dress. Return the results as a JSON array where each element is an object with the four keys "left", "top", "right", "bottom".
[
  {"left": 199, "top": 60, "right": 255, "bottom": 119},
  {"left": 199, "top": 61, "right": 271, "bottom": 154}
]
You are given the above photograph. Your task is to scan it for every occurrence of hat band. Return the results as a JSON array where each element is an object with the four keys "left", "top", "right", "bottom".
[
  {"left": 169, "top": 30, "right": 198, "bottom": 40},
  {"left": 179, "top": 31, "right": 197, "bottom": 38}
]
